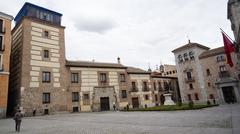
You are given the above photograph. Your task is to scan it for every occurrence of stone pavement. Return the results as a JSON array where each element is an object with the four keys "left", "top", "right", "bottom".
[{"left": 0, "top": 104, "right": 239, "bottom": 134}]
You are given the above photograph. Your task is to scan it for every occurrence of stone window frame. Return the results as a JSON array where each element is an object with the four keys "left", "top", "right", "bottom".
[
  {"left": 0, "top": 18, "right": 5, "bottom": 33},
  {"left": 189, "top": 51, "right": 195, "bottom": 60},
  {"left": 187, "top": 94, "right": 192, "bottom": 101},
  {"left": 189, "top": 83, "right": 194, "bottom": 89},
  {"left": 119, "top": 73, "right": 126, "bottom": 82},
  {"left": 42, "top": 71, "right": 51, "bottom": 83},
  {"left": 83, "top": 92, "right": 90, "bottom": 105},
  {"left": 183, "top": 53, "right": 189, "bottom": 61},
  {"left": 131, "top": 81, "right": 138, "bottom": 91},
  {"left": 155, "top": 94, "right": 158, "bottom": 101},
  {"left": 42, "top": 92, "right": 50, "bottom": 104},
  {"left": 142, "top": 81, "right": 149, "bottom": 91},
  {"left": 194, "top": 93, "right": 199, "bottom": 100},
  {"left": 144, "top": 94, "right": 149, "bottom": 100},
  {"left": 71, "top": 72, "right": 79, "bottom": 83},
  {"left": 121, "top": 90, "right": 127, "bottom": 98},
  {"left": 0, "top": 54, "right": 3, "bottom": 71},
  {"left": 43, "top": 49, "right": 49, "bottom": 58},
  {"left": 0, "top": 34, "right": 4, "bottom": 51},
  {"left": 153, "top": 82, "right": 157, "bottom": 90},
  {"left": 158, "top": 81, "right": 162, "bottom": 91},
  {"left": 99, "top": 72, "right": 107, "bottom": 83},
  {"left": 72, "top": 92, "right": 79, "bottom": 102},
  {"left": 177, "top": 54, "right": 183, "bottom": 63},
  {"left": 43, "top": 29, "right": 50, "bottom": 38}
]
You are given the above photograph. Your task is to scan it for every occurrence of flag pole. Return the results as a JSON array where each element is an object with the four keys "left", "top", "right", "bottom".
[{"left": 220, "top": 28, "right": 235, "bottom": 43}]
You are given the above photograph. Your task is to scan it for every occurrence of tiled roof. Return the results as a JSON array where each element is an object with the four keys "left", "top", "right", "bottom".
[
  {"left": 66, "top": 60, "right": 127, "bottom": 69},
  {"left": 172, "top": 42, "right": 210, "bottom": 53},
  {"left": 126, "top": 67, "right": 151, "bottom": 74},
  {"left": 199, "top": 47, "right": 224, "bottom": 59}
]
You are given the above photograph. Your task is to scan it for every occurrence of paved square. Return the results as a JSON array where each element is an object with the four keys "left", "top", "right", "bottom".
[{"left": 0, "top": 104, "right": 239, "bottom": 134}]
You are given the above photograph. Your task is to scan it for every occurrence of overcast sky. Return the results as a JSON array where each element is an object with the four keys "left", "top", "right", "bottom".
[{"left": 0, "top": 0, "right": 234, "bottom": 70}]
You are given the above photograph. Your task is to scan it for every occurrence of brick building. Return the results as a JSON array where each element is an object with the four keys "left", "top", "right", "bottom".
[
  {"left": 8, "top": 2, "right": 180, "bottom": 116},
  {"left": 0, "top": 12, "right": 13, "bottom": 118}
]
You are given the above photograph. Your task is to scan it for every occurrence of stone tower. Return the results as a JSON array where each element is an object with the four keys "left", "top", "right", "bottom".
[{"left": 8, "top": 2, "right": 68, "bottom": 116}]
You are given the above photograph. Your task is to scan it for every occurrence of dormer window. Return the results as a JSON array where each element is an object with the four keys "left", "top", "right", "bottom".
[
  {"left": 189, "top": 51, "right": 194, "bottom": 60},
  {"left": 184, "top": 53, "right": 188, "bottom": 61},
  {"left": 177, "top": 55, "right": 183, "bottom": 63}
]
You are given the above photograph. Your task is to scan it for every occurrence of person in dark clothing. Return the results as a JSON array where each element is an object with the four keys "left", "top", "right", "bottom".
[
  {"left": 14, "top": 110, "right": 23, "bottom": 132},
  {"left": 113, "top": 104, "right": 116, "bottom": 111}
]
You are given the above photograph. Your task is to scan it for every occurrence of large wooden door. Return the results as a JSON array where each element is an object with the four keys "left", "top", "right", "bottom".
[
  {"left": 132, "top": 97, "right": 139, "bottom": 108},
  {"left": 100, "top": 97, "right": 110, "bottom": 111},
  {"left": 222, "top": 86, "right": 236, "bottom": 103}
]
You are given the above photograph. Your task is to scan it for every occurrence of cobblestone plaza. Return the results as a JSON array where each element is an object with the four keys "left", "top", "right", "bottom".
[{"left": 0, "top": 104, "right": 239, "bottom": 134}]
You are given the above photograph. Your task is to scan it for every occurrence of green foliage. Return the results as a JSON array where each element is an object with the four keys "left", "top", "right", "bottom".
[
  {"left": 122, "top": 103, "right": 219, "bottom": 112},
  {"left": 188, "top": 101, "right": 194, "bottom": 108}
]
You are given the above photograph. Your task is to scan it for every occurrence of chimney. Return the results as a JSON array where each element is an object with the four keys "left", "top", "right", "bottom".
[{"left": 117, "top": 57, "right": 121, "bottom": 64}]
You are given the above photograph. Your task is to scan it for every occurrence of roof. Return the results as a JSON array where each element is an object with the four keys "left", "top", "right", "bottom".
[
  {"left": 199, "top": 47, "right": 224, "bottom": 59},
  {"left": 66, "top": 60, "right": 127, "bottom": 69},
  {"left": 0, "top": 12, "right": 14, "bottom": 20},
  {"left": 15, "top": 2, "right": 62, "bottom": 22},
  {"left": 172, "top": 42, "right": 210, "bottom": 53},
  {"left": 126, "top": 67, "right": 151, "bottom": 74}
]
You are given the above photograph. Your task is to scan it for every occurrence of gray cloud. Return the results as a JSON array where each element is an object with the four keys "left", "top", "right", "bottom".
[{"left": 74, "top": 16, "right": 115, "bottom": 34}]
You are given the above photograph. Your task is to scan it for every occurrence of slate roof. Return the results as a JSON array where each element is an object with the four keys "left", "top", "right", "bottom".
[
  {"left": 172, "top": 42, "right": 210, "bottom": 53},
  {"left": 126, "top": 67, "right": 151, "bottom": 74}
]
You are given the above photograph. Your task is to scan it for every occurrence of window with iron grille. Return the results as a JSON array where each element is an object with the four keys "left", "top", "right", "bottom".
[
  {"left": 42, "top": 72, "right": 51, "bottom": 83},
  {"left": 153, "top": 82, "right": 156, "bottom": 90},
  {"left": 71, "top": 73, "right": 79, "bottom": 83},
  {"left": 121, "top": 90, "right": 127, "bottom": 98},
  {"left": 72, "top": 92, "right": 79, "bottom": 102},
  {"left": 83, "top": 94, "right": 89, "bottom": 100},
  {"left": 120, "top": 74, "right": 125, "bottom": 82},
  {"left": 43, "top": 50, "right": 49, "bottom": 58},
  {"left": 42, "top": 93, "right": 50, "bottom": 104},
  {"left": 143, "top": 82, "right": 148, "bottom": 91},
  {"left": 44, "top": 30, "right": 49, "bottom": 38},
  {"left": 132, "top": 82, "right": 136, "bottom": 90},
  {"left": 99, "top": 73, "right": 107, "bottom": 83}
]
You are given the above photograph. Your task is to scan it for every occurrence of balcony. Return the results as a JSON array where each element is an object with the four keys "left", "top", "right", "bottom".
[
  {"left": 185, "top": 77, "right": 195, "bottom": 83},
  {"left": 130, "top": 88, "right": 138, "bottom": 92},
  {"left": 219, "top": 71, "right": 230, "bottom": 78}
]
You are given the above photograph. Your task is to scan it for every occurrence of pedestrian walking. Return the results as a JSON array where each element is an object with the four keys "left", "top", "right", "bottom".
[
  {"left": 13, "top": 110, "right": 23, "bottom": 132},
  {"left": 113, "top": 104, "right": 116, "bottom": 111}
]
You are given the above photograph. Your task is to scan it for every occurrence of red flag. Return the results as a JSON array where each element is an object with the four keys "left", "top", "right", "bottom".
[{"left": 222, "top": 32, "right": 235, "bottom": 67}]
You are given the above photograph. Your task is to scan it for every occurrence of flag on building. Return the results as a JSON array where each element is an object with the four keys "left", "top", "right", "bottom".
[{"left": 221, "top": 32, "right": 235, "bottom": 67}]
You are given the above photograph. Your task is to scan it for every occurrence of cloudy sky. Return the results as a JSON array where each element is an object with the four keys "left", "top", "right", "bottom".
[{"left": 1, "top": 0, "right": 234, "bottom": 70}]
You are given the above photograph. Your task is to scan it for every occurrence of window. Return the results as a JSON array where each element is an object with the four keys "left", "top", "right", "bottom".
[
  {"left": 189, "top": 84, "right": 193, "bottom": 89},
  {"left": 0, "top": 54, "right": 2, "bottom": 71},
  {"left": 143, "top": 81, "right": 148, "bottom": 91},
  {"left": 238, "top": 74, "right": 240, "bottom": 79},
  {"left": 153, "top": 82, "right": 156, "bottom": 90},
  {"left": 145, "top": 95, "right": 149, "bottom": 100},
  {"left": 44, "top": 31, "right": 49, "bottom": 38},
  {"left": 43, "top": 50, "right": 49, "bottom": 58},
  {"left": 158, "top": 82, "right": 162, "bottom": 90},
  {"left": 186, "top": 72, "right": 192, "bottom": 79},
  {"left": 121, "top": 90, "right": 127, "bottom": 98},
  {"left": 119, "top": 74, "right": 125, "bottom": 82},
  {"left": 72, "top": 92, "right": 79, "bottom": 102},
  {"left": 209, "top": 94, "right": 215, "bottom": 99},
  {"left": 71, "top": 73, "right": 79, "bottom": 83},
  {"left": 178, "top": 55, "right": 183, "bottom": 62},
  {"left": 99, "top": 73, "right": 107, "bottom": 83},
  {"left": 132, "top": 82, "right": 136, "bottom": 90},
  {"left": 217, "top": 55, "right": 225, "bottom": 62},
  {"left": 219, "top": 65, "right": 226, "bottom": 72},
  {"left": 194, "top": 93, "right": 199, "bottom": 100},
  {"left": 83, "top": 94, "right": 89, "bottom": 100},
  {"left": 208, "top": 82, "right": 211, "bottom": 87},
  {"left": 206, "top": 69, "right": 211, "bottom": 76},
  {"left": 0, "top": 19, "right": 3, "bottom": 32},
  {"left": 163, "top": 81, "right": 169, "bottom": 90},
  {"left": 189, "top": 51, "right": 194, "bottom": 60},
  {"left": 42, "top": 93, "right": 50, "bottom": 104},
  {"left": 184, "top": 53, "right": 188, "bottom": 61},
  {"left": 42, "top": 72, "right": 51, "bottom": 83},
  {"left": 155, "top": 94, "right": 158, "bottom": 101},
  {"left": 0, "top": 35, "right": 3, "bottom": 51},
  {"left": 187, "top": 94, "right": 192, "bottom": 101}
]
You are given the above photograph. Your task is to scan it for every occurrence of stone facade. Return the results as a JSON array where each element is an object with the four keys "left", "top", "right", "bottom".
[
  {"left": 8, "top": 3, "right": 181, "bottom": 116},
  {"left": 0, "top": 12, "right": 13, "bottom": 118},
  {"left": 172, "top": 42, "right": 240, "bottom": 104}
]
